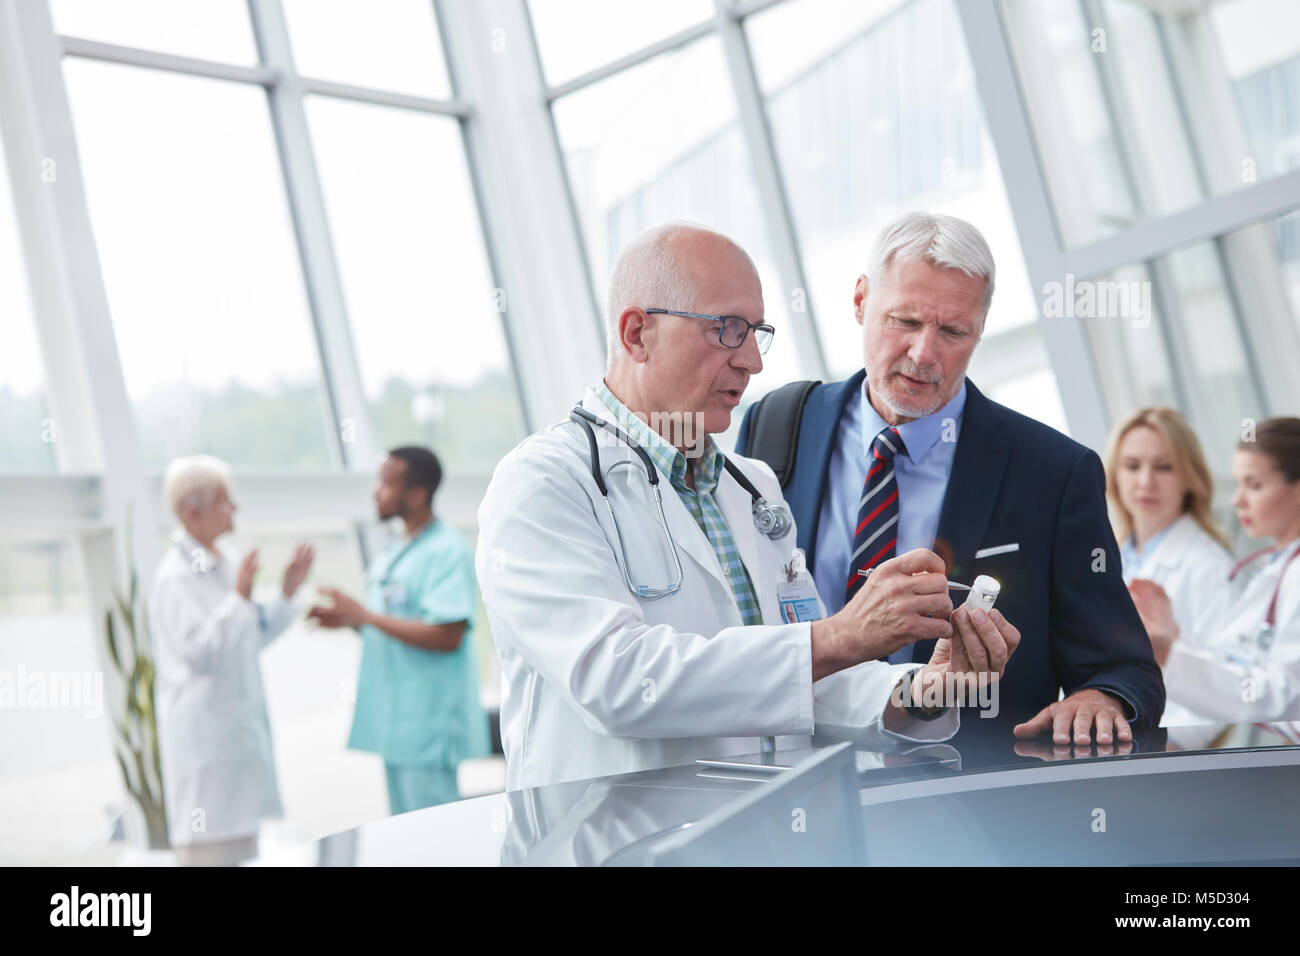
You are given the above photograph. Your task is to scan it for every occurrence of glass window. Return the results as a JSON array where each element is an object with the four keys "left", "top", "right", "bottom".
[
  {"left": 749, "top": 0, "right": 1040, "bottom": 365},
  {"left": 1096, "top": 0, "right": 1204, "bottom": 214},
  {"left": 746, "top": 0, "right": 1061, "bottom": 430},
  {"left": 0, "top": 126, "right": 57, "bottom": 471},
  {"left": 1212, "top": 0, "right": 1300, "bottom": 181},
  {"left": 1272, "top": 209, "right": 1300, "bottom": 335},
  {"left": 999, "top": 0, "right": 1140, "bottom": 246},
  {"left": 1165, "top": 241, "right": 1264, "bottom": 463},
  {"left": 50, "top": 0, "right": 257, "bottom": 64},
  {"left": 984, "top": 367, "right": 1069, "bottom": 437},
  {"left": 1001, "top": 0, "right": 1300, "bottom": 247},
  {"left": 62, "top": 60, "right": 333, "bottom": 471},
  {"left": 1081, "top": 263, "right": 1178, "bottom": 427},
  {"left": 552, "top": 35, "right": 806, "bottom": 415},
  {"left": 527, "top": 0, "right": 716, "bottom": 87},
  {"left": 282, "top": 0, "right": 452, "bottom": 99},
  {"left": 1083, "top": 246, "right": 1265, "bottom": 471},
  {"left": 305, "top": 97, "right": 525, "bottom": 473}
]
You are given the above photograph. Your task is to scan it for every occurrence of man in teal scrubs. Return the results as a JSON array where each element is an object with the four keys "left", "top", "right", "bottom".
[{"left": 309, "top": 446, "right": 489, "bottom": 814}]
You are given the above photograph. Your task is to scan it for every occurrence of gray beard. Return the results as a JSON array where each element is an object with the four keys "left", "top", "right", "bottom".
[{"left": 877, "top": 382, "right": 944, "bottom": 420}]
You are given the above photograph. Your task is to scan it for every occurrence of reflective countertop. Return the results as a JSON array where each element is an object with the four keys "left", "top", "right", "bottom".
[{"left": 255, "top": 721, "right": 1300, "bottom": 866}]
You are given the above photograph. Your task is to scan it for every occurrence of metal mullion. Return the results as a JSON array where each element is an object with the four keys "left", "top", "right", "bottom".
[
  {"left": 1158, "top": 9, "right": 1295, "bottom": 416},
  {"left": 1077, "top": 0, "right": 1149, "bottom": 224},
  {"left": 432, "top": 0, "right": 605, "bottom": 427},
  {"left": 957, "top": 0, "right": 1111, "bottom": 448},
  {"left": 1150, "top": 13, "right": 1212, "bottom": 201},
  {"left": 433, "top": 0, "right": 534, "bottom": 434},
  {"left": 1144, "top": 255, "right": 1199, "bottom": 422},
  {"left": 298, "top": 76, "right": 470, "bottom": 115},
  {"left": 247, "top": 0, "right": 383, "bottom": 567},
  {"left": 246, "top": 0, "right": 378, "bottom": 472},
  {"left": 523, "top": 7, "right": 606, "bottom": 349},
  {"left": 728, "top": 0, "right": 791, "bottom": 20},
  {"left": 1209, "top": 234, "right": 1271, "bottom": 417},
  {"left": 713, "top": 0, "right": 828, "bottom": 380},
  {"left": 543, "top": 18, "right": 716, "bottom": 101},
  {"left": 1064, "top": 170, "right": 1300, "bottom": 280},
  {"left": 60, "top": 35, "right": 276, "bottom": 84},
  {"left": 1076, "top": 2, "right": 1207, "bottom": 430},
  {"left": 2, "top": 0, "right": 164, "bottom": 846}
]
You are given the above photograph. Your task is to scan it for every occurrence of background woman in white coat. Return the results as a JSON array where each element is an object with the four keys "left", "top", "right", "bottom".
[
  {"left": 1105, "top": 408, "right": 1233, "bottom": 733},
  {"left": 149, "top": 455, "right": 313, "bottom": 865},
  {"left": 1130, "top": 418, "right": 1300, "bottom": 730}
]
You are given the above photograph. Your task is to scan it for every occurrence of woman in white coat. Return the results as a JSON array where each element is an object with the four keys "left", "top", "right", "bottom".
[
  {"left": 149, "top": 456, "right": 313, "bottom": 865},
  {"left": 1130, "top": 418, "right": 1300, "bottom": 730},
  {"left": 1104, "top": 408, "right": 1233, "bottom": 734}
]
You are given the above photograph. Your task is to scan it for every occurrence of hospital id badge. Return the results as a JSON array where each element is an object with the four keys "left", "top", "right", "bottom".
[
  {"left": 777, "top": 548, "right": 825, "bottom": 623},
  {"left": 382, "top": 582, "right": 408, "bottom": 614}
]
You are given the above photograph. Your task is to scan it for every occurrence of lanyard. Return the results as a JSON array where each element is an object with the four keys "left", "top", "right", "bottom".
[{"left": 1230, "top": 543, "right": 1300, "bottom": 630}]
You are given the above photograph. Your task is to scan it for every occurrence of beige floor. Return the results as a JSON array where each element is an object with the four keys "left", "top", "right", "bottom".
[{"left": 1, "top": 610, "right": 504, "bottom": 865}]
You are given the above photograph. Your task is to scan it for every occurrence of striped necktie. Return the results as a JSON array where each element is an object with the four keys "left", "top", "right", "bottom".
[{"left": 845, "top": 426, "right": 907, "bottom": 603}]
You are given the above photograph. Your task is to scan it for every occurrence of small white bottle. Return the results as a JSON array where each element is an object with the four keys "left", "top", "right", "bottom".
[{"left": 962, "top": 575, "right": 1001, "bottom": 613}]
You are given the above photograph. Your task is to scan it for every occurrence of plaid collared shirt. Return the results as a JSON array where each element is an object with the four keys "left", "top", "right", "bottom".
[{"left": 594, "top": 382, "right": 763, "bottom": 626}]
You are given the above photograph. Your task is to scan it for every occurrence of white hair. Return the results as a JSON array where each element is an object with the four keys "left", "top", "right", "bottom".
[
  {"left": 162, "top": 455, "right": 231, "bottom": 522},
  {"left": 604, "top": 220, "right": 747, "bottom": 363},
  {"left": 866, "top": 211, "right": 996, "bottom": 316}
]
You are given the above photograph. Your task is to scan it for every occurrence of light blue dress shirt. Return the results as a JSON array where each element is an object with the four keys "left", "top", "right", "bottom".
[
  {"left": 813, "top": 378, "right": 967, "bottom": 615},
  {"left": 1119, "top": 523, "right": 1176, "bottom": 583}
]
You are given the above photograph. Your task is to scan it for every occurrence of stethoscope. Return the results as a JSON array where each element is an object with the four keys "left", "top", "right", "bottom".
[
  {"left": 569, "top": 405, "right": 793, "bottom": 600},
  {"left": 1228, "top": 542, "right": 1300, "bottom": 634}
]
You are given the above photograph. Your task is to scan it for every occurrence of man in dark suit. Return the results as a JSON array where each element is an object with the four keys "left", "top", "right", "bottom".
[{"left": 737, "top": 212, "right": 1164, "bottom": 746}]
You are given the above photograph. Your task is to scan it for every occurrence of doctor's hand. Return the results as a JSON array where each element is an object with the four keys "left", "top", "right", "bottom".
[
  {"left": 1013, "top": 689, "right": 1133, "bottom": 747},
  {"left": 1128, "top": 578, "right": 1178, "bottom": 666},
  {"left": 281, "top": 543, "right": 315, "bottom": 598},
  {"left": 235, "top": 549, "right": 259, "bottom": 601},
  {"left": 306, "top": 588, "right": 369, "bottom": 630},
  {"left": 914, "top": 605, "right": 1022, "bottom": 706},
  {"left": 812, "top": 549, "right": 953, "bottom": 681}
]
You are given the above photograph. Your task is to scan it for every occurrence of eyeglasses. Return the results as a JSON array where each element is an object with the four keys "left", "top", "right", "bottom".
[{"left": 645, "top": 308, "right": 774, "bottom": 355}]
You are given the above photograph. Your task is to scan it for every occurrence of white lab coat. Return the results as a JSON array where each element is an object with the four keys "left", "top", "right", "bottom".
[
  {"left": 1119, "top": 514, "right": 1234, "bottom": 730},
  {"left": 149, "top": 532, "right": 295, "bottom": 845},
  {"left": 476, "top": 388, "right": 958, "bottom": 792},
  {"left": 1163, "top": 539, "right": 1300, "bottom": 726}
]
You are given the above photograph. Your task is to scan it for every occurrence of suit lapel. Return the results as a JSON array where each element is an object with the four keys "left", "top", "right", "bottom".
[
  {"left": 935, "top": 380, "right": 1011, "bottom": 582},
  {"left": 797, "top": 370, "right": 865, "bottom": 574},
  {"left": 907, "top": 380, "right": 1010, "bottom": 664}
]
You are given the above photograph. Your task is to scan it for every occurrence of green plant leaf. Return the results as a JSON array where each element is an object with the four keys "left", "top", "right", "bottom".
[
  {"left": 115, "top": 752, "right": 136, "bottom": 793},
  {"left": 115, "top": 594, "right": 133, "bottom": 633},
  {"left": 104, "top": 610, "right": 122, "bottom": 671}
]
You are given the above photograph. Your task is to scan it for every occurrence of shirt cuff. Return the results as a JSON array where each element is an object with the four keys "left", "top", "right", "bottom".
[
  {"left": 880, "top": 665, "right": 961, "bottom": 743},
  {"left": 257, "top": 593, "right": 296, "bottom": 639}
]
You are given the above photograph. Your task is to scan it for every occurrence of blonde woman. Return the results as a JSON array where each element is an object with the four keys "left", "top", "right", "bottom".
[
  {"left": 1131, "top": 418, "right": 1300, "bottom": 725},
  {"left": 1105, "top": 408, "right": 1233, "bottom": 729}
]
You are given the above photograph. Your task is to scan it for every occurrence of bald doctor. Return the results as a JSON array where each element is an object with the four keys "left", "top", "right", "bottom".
[{"left": 476, "top": 222, "right": 1020, "bottom": 790}]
